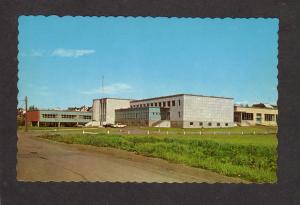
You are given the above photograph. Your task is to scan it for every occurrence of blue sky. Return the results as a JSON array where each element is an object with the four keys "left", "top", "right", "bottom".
[{"left": 18, "top": 16, "right": 278, "bottom": 109}]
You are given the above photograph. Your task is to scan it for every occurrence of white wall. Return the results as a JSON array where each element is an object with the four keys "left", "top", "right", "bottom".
[
  {"left": 92, "top": 98, "right": 130, "bottom": 124},
  {"left": 92, "top": 99, "right": 100, "bottom": 121},
  {"left": 183, "top": 95, "right": 234, "bottom": 127},
  {"left": 106, "top": 99, "right": 130, "bottom": 124}
]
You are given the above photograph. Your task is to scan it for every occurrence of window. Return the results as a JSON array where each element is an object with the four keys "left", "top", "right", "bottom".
[
  {"left": 178, "top": 100, "right": 181, "bottom": 106},
  {"left": 208, "top": 122, "right": 212, "bottom": 126},
  {"left": 62, "top": 114, "right": 76, "bottom": 119},
  {"left": 190, "top": 122, "right": 194, "bottom": 125},
  {"left": 163, "top": 102, "right": 166, "bottom": 107},
  {"left": 172, "top": 100, "right": 175, "bottom": 106},
  {"left": 199, "top": 122, "right": 203, "bottom": 126},
  {"left": 225, "top": 123, "right": 228, "bottom": 126},
  {"left": 242, "top": 112, "right": 253, "bottom": 120},
  {"left": 143, "top": 104, "right": 146, "bottom": 107},
  {"left": 167, "top": 101, "right": 171, "bottom": 107},
  {"left": 42, "top": 114, "right": 57, "bottom": 118},
  {"left": 151, "top": 103, "right": 153, "bottom": 106},
  {"left": 217, "top": 123, "right": 220, "bottom": 126},
  {"left": 265, "top": 114, "right": 275, "bottom": 121},
  {"left": 79, "top": 115, "right": 91, "bottom": 120},
  {"left": 154, "top": 102, "right": 157, "bottom": 106},
  {"left": 178, "top": 112, "right": 181, "bottom": 118},
  {"left": 159, "top": 102, "right": 161, "bottom": 107}
]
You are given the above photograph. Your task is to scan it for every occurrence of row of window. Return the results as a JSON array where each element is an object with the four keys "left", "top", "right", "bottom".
[
  {"left": 42, "top": 114, "right": 91, "bottom": 119},
  {"left": 61, "top": 115, "right": 76, "bottom": 119},
  {"left": 241, "top": 113, "right": 277, "bottom": 121},
  {"left": 131, "top": 99, "right": 180, "bottom": 108},
  {"left": 42, "top": 114, "right": 57, "bottom": 118},
  {"left": 189, "top": 122, "right": 229, "bottom": 127},
  {"left": 79, "top": 115, "right": 92, "bottom": 119},
  {"left": 116, "top": 112, "right": 148, "bottom": 120}
]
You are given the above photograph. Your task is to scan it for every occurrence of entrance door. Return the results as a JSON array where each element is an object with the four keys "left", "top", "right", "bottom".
[
  {"left": 256, "top": 113, "right": 262, "bottom": 124},
  {"left": 166, "top": 112, "right": 170, "bottom": 120}
]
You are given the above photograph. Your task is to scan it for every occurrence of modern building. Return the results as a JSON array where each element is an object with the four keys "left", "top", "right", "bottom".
[
  {"left": 92, "top": 98, "right": 131, "bottom": 125},
  {"left": 92, "top": 94, "right": 235, "bottom": 128},
  {"left": 128, "top": 94, "right": 234, "bottom": 128},
  {"left": 234, "top": 103, "right": 278, "bottom": 126},
  {"left": 26, "top": 110, "right": 92, "bottom": 127}
]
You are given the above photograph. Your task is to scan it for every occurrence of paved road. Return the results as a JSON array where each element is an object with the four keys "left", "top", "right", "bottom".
[{"left": 17, "top": 132, "right": 248, "bottom": 183}]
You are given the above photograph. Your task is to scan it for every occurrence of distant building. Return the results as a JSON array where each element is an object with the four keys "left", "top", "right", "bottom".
[
  {"left": 68, "top": 105, "right": 91, "bottom": 112},
  {"left": 234, "top": 103, "right": 278, "bottom": 126},
  {"left": 26, "top": 110, "right": 92, "bottom": 127}
]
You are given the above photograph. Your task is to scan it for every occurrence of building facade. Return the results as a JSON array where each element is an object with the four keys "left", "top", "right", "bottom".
[
  {"left": 92, "top": 98, "right": 131, "bottom": 125},
  {"left": 234, "top": 104, "right": 278, "bottom": 126},
  {"left": 26, "top": 110, "right": 92, "bottom": 127},
  {"left": 115, "top": 107, "right": 170, "bottom": 127},
  {"left": 129, "top": 94, "right": 234, "bottom": 128}
]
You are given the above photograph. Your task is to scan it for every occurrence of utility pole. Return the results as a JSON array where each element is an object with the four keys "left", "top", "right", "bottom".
[{"left": 25, "top": 96, "right": 28, "bottom": 132}]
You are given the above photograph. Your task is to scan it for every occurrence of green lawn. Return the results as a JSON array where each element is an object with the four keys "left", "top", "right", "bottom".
[
  {"left": 140, "top": 125, "right": 277, "bottom": 133},
  {"left": 37, "top": 129, "right": 277, "bottom": 183}
]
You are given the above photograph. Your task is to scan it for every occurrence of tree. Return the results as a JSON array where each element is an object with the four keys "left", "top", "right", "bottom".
[{"left": 29, "top": 105, "right": 38, "bottom": 111}]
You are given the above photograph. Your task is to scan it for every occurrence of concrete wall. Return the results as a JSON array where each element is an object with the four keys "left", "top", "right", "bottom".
[
  {"left": 92, "top": 99, "right": 100, "bottom": 121},
  {"left": 130, "top": 94, "right": 234, "bottom": 128},
  {"left": 106, "top": 99, "right": 131, "bottom": 124},
  {"left": 92, "top": 98, "right": 130, "bottom": 124},
  {"left": 182, "top": 95, "right": 234, "bottom": 128}
]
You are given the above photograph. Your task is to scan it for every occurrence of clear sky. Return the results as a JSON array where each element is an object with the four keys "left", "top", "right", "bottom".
[{"left": 18, "top": 16, "right": 278, "bottom": 109}]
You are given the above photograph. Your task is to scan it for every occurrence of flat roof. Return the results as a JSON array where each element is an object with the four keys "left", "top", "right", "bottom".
[
  {"left": 31, "top": 109, "right": 92, "bottom": 113},
  {"left": 116, "top": 106, "right": 162, "bottom": 111},
  {"left": 93, "top": 97, "right": 133, "bottom": 101},
  {"left": 130, "top": 93, "right": 233, "bottom": 103},
  {"left": 234, "top": 105, "right": 278, "bottom": 110}
]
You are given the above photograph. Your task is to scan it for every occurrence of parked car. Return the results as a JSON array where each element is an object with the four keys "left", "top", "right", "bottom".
[
  {"left": 103, "top": 123, "right": 114, "bottom": 128},
  {"left": 112, "top": 123, "right": 127, "bottom": 128}
]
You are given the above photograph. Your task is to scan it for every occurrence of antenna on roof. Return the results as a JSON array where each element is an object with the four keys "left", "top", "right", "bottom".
[{"left": 102, "top": 75, "right": 104, "bottom": 98}]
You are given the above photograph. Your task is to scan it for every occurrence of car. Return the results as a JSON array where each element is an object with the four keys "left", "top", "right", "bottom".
[
  {"left": 103, "top": 123, "right": 114, "bottom": 128},
  {"left": 112, "top": 123, "right": 127, "bottom": 128}
]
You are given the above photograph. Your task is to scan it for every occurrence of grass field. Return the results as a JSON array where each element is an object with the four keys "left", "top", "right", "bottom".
[
  {"left": 35, "top": 126, "right": 277, "bottom": 183},
  {"left": 140, "top": 126, "right": 278, "bottom": 133}
]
